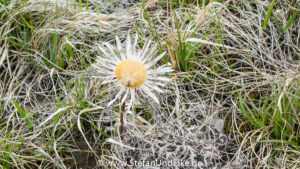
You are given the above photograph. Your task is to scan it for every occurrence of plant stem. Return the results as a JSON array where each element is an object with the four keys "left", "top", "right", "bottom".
[{"left": 119, "top": 101, "right": 125, "bottom": 136}]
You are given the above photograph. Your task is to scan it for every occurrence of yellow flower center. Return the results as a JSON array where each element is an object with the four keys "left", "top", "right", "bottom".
[{"left": 115, "top": 59, "right": 147, "bottom": 88}]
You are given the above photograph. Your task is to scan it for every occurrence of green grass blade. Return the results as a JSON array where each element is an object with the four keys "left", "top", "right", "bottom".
[
  {"left": 282, "top": 10, "right": 299, "bottom": 33},
  {"left": 238, "top": 94, "right": 261, "bottom": 128},
  {"left": 273, "top": 14, "right": 283, "bottom": 32},
  {"left": 12, "top": 99, "right": 33, "bottom": 128},
  {"left": 99, "top": 0, "right": 115, "bottom": 13},
  {"left": 19, "top": 13, "right": 34, "bottom": 32},
  {"left": 263, "top": 0, "right": 276, "bottom": 30},
  {"left": 91, "top": 122, "right": 110, "bottom": 138},
  {"left": 258, "top": 140, "right": 298, "bottom": 148},
  {"left": 272, "top": 109, "right": 282, "bottom": 139}
]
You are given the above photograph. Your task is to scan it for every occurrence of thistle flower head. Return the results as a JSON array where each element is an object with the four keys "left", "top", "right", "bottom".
[
  {"left": 93, "top": 34, "right": 173, "bottom": 108},
  {"left": 115, "top": 59, "right": 146, "bottom": 88}
]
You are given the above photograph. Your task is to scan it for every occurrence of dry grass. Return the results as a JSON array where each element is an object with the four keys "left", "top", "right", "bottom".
[{"left": 0, "top": 0, "right": 299, "bottom": 168}]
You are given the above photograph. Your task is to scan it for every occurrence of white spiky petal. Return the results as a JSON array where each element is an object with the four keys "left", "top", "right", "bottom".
[{"left": 93, "top": 34, "right": 173, "bottom": 110}]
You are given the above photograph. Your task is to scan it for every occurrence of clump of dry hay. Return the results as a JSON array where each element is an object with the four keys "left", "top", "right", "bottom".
[
  {"left": 98, "top": 81, "right": 241, "bottom": 169},
  {"left": 113, "top": 121, "right": 226, "bottom": 168}
]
